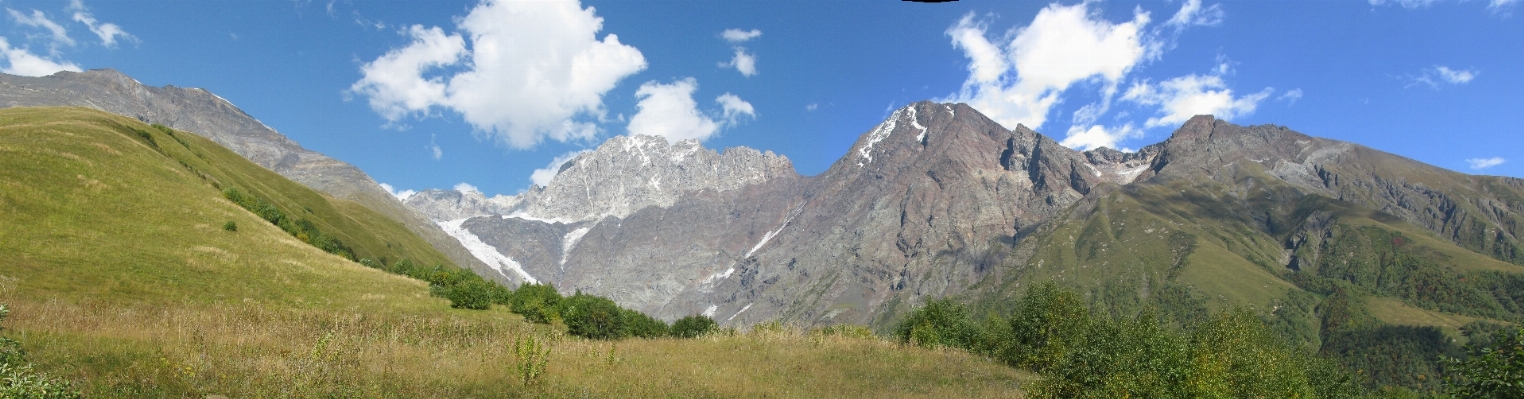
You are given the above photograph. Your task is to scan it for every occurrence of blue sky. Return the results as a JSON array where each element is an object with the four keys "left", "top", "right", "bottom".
[{"left": 2, "top": 0, "right": 1520, "bottom": 197}]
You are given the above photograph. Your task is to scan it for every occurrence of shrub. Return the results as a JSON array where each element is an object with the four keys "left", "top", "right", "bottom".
[
  {"left": 621, "top": 309, "right": 669, "bottom": 339},
  {"left": 671, "top": 315, "right": 718, "bottom": 339},
  {"left": 511, "top": 283, "right": 563, "bottom": 324},
  {"left": 441, "top": 278, "right": 495, "bottom": 310},
  {"left": 222, "top": 221, "right": 237, "bottom": 232},
  {"left": 560, "top": 294, "right": 626, "bottom": 340},
  {"left": 1446, "top": 326, "right": 1524, "bottom": 398},
  {"left": 894, "top": 298, "right": 974, "bottom": 349}
]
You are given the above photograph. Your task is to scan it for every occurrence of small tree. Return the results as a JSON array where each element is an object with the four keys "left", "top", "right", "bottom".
[
  {"left": 442, "top": 278, "right": 494, "bottom": 310},
  {"left": 671, "top": 315, "right": 718, "bottom": 338},
  {"left": 510, "top": 283, "right": 563, "bottom": 324},
  {"left": 222, "top": 221, "right": 237, "bottom": 232},
  {"left": 560, "top": 294, "right": 625, "bottom": 340},
  {"left": 1447, "top": 327, "right": 1524, "bottom": 398}
]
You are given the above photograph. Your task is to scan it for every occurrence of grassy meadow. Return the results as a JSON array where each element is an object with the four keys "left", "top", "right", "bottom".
[{"left": 0, "top": 107, "right": 1031, "bottom": 397}]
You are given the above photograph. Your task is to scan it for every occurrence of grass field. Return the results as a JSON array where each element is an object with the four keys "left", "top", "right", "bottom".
[{"left": 0, "top": 107, "right": 1032, "bottom": 397}]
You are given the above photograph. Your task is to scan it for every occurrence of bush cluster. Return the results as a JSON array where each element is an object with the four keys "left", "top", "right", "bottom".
[
  {"left": 507, "top": 283, "right": 710, "bottom": 340},
  {"left": 895, "top": 283, "right": 1363, "bottom": 398},
  {"left": 222, "top": 187, "right": 355, "bottom": 261},
  {"left": 359, "top": 258, "right": 510, "bottom": 310}
]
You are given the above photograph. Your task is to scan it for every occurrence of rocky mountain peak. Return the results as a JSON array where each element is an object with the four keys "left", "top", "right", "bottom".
[{"left": 408, "top": 134, "right": 800, "bottom": 224}]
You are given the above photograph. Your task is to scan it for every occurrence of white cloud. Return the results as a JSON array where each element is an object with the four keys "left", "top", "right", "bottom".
[
  {"left": 428, "top": 133, "right": 442, "bottom": 160},
  {"left": 0, "top": 37, "right": 81, "bottom": 76},
  {"left": 7, "top": 8, "right": 74, "bottom": 49},
  {"left": 627, "top": 78, "right": 719, "bottom": 142},
  {"left": 944, "top": 4, "right": 1152, "bottom": 131},
  {"left": 530, "top": 150, "right": 590, "bottom": 187},
  {"left": 1060, "top": 123, "right": 1142, "bottom": 151},
  {"left": 627, "top": 78, "right": 753, "bottom": 143},
  {"left": 351, "top": 0, "right": 647, "bottom": 149},
  {"left": 350, "top": 25, "right": 465, "bottom": 121},
  {"left": 1408, "top": 65, "right": 1478, "bottom": 89},
  {"left": 380, "top": 183, "right": 417, "bottom": 201},
  {"left": 67, "top": 0, "right": 134, "bottom": 48},
  {"left": 721, "top": 28, "right": 761, "bottom": 42},
  {"left": 1467, "top": 157, "right": 1505, "bottom": 170},
  {"left": 1166, "top": 0, "right": 1225, "bottom": 28},
  {"left": 716, "top": 93, "right": 756, "bottom": 125},
  {"left": 454, "top": 182, "right": 481, "bottom": 193},
  {"left": 805, "top": 103, "right": 818, "bottom": 111},
  {"left": 1122, "top": 74, "right": 1272, "bottom": 128},
  {"left": 722, "top": 47, "right": 758, "bottom": 77},
  {"left": 1278, "top": 88, "right": 1303, "bottom": 105}
]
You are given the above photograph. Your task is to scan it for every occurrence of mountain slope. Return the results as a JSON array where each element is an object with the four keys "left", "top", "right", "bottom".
[
  {"left": 408, "top": 102, "right": 1524, "bottom": 342},
  {"left": 0, "top": 69, "right": 494, "bottom": 281},
  {"left": 0, "top": 106, "right": 1027, "bottom": 397}
]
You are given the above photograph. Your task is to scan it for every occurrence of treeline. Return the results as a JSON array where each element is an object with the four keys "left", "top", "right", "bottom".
[
  {"left": 508, "top": 282, "right": 718, "bottom": 340},
  {"left": 897, "top": 283, "right": 1363, "bottom": 398},
  {"left": 222, "top": 187, "right": 355, "bottom": 261}
]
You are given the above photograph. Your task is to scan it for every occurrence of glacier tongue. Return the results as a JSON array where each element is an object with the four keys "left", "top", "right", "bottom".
[{"left": 438, "top": 218, "right": 538, "bottom": 284}]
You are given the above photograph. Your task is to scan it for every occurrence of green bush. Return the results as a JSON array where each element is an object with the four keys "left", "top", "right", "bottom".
[
  {"left": 560, "top": 294, "right": 626, "bottom": 340},
  {"left": 222, "top": 221, "right": 237, "bottom": 232},
  {"left": 894, "top": 298, "right": 975, "bottom": 349},
  {"left": 620, "top": 308, "right": 669, "bottom": 339},
  {"left": 1446, "top": 326, "right": 1524, "bottom": 398},
  {"left": 671, "top": 315, "right": 718, "bottom": 339},
  {"left": 441, "top": 278, "right": 495, "bottom": 310},
  {"left": 510, "top": 283, "right": 563, "bottom": 324}
]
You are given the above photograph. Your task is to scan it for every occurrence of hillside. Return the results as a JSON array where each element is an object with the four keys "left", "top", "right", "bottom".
[
  {"left": 0, "top": 70, "right": 496, "bottom": 286},
  {"left": 0, "top": 106, "right": 1029, "bottom": 396}
]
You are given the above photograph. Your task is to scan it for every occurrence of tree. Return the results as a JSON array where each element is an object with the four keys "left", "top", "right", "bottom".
[
  {"left": 1447, "top": 327, "right": 1524, "bottom": 398},
  {"left": 671, "top": 315, "right": 718, "bottom": 338}
]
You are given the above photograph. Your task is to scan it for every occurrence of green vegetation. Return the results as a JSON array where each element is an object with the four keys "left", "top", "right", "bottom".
[
  {"left": 0, "top": 305, "right": 78, "bottom": 398},
  {"left": 901, "top": 283, "right": 1362, "bottom": 398},
  {"left": 1446, "top": 326, "right": 1524, "bottom": 398},
  {"left": 672, "top": 315, "right": 720, "bottom": 339},
  {"left": 0, "top": 107, "right": 1027, "bottom": 396}
]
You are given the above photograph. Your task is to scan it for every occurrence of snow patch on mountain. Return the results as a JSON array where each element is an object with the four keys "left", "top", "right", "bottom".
[{"left": 439, "top": 218, "right": 538, "bottom": 284}]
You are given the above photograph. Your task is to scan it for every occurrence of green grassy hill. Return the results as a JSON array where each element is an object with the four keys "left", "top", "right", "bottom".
[
  {"left": 970, "top": 158, "right": 1523, "bottom": 391},
  {"left": 0, "top": 107, "right": 1029, "bottom": 396}
]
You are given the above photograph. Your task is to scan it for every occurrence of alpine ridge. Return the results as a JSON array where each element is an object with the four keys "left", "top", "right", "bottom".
[{"left": 0, "top": 69, "right": 495, "bottom": 280}]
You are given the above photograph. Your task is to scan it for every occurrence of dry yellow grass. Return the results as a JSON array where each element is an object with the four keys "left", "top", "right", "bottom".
[{"left": 3, "top": 296, "right": 1030, "bottom": 398}]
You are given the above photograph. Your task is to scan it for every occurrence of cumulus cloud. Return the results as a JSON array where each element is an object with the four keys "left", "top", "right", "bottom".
[
  {"left": 944, "top": 4, "right": 1152, "bottom": 131},
  {"left": 722, "top": 47, "right": 758, "bottom": 77},
  {"left": 350, "top": 0, "right": 647, "bottom": 149},
  {"left": 67, "top": 0, "right": 134, "bottom": 47},
  {"left": 716, "top": 93, "right": 756, "bottom": 125},
  {"left": 1408, "top": 65, "right": 1478, "bottom": 89},
  {"left": 627, "top": 78, "right": 754, "bottom": 143},
  {"left": 721, "top": 28, "right": 761, "bottom": 42},
  {"left": 1059, "top": 123, "right": 1142, "bottom": 151},
  {"left": 1122, "top": 74, "right": 1272, "bottom": 128},
  {"left": 943, "top": 2, "right": 1278, "bottom": 151},
  {"left": 379, "top": 183, "right": 417, "bottom": 201},
  {"left": 530, "top": 150, "right": 590, "bottom": 187},
  {"left": 1467, "top": 157, "right": 1505, "bottom": 170},
  {"left": 718, "top": 28, "right": 761, "bottom": 77},
  {"left": 0, "top": 37, "right": 81, "bottom": 76},
  {"left": 454, "top": 182, "right": 481, "bottom": 193}
]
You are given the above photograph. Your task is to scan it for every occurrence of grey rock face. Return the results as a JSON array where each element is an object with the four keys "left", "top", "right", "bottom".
[
  {"left": 0, "top": 69, "right": 494, "bottom": 279},
  {"left": 425, "top": 101, "right": 1161, "bottom": 324}
]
